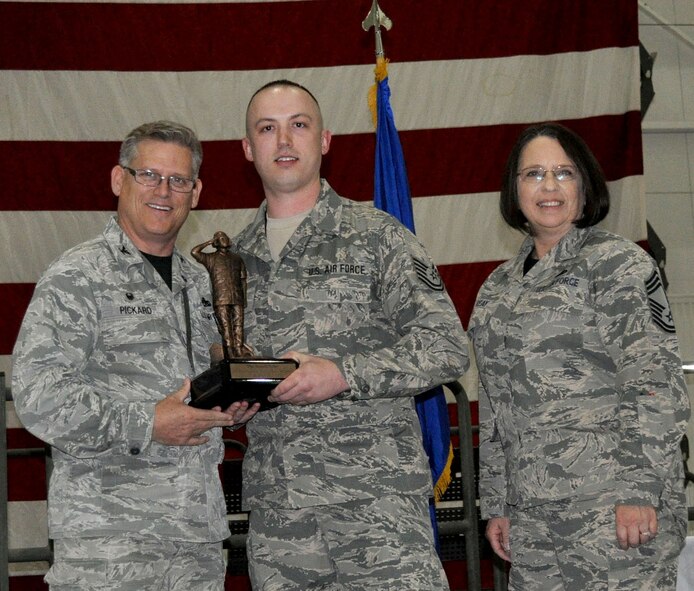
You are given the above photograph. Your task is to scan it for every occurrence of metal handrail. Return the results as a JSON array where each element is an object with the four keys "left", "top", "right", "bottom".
[
  {"left": 1, "top": 372, "right": 53, "bottom": 591},
  {"left": 1, "top": 372, "right": 8, "bottom": 590},
  {"left": 445, "top": 380, "right": 483, "bottom": 591},
  {"left": 447, "top": 380, "right": 508, "bottom": 591}
]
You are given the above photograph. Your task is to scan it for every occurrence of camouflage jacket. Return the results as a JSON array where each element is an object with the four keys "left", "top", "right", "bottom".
[
  {"left": 12, "top": 217, "right": 229, "bottom": 541},
  {"left": 233, "top": 180, "right": 468, "bottom": 510},
  {"left": 469, "top": 226, "right": 690, "bottom": 519}
]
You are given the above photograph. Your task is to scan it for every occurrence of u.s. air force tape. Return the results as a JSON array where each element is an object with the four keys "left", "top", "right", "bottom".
[
  {"left": 646, "top": 269, "right": 676, "bottom": 333},
  {"left": 412, "top": 257, "right": 444, "bottom": 291}
]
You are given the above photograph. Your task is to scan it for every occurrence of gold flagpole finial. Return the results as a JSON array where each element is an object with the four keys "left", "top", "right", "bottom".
[{"left": 361, "top": 0, "right": 392, "bottom": 59}]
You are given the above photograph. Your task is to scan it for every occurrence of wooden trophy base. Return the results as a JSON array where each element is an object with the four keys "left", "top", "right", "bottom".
[{"left": 190, "top": 358, "right": 297, "bottom": 411}]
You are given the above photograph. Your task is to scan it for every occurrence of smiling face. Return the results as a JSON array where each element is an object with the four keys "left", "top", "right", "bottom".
[
  {"left": 242, "top": 84, "right": 331, "bottom": 205},
  {"left": 517, "top": 136, "right": 584, "bottom": 253},
  {"left": 111, "top": 139, "right": 201, "bottom": 256}
]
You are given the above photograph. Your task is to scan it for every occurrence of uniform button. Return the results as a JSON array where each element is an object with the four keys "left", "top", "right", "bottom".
[
  {"left": 361, "top": 385, "right": 370, "bottom": 393},
  {"left": 130, "top": 447, "right": 140, "bottom": 455}
]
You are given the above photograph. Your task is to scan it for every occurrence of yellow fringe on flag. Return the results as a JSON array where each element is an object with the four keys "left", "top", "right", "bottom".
[
  {"left": 433, "top": 443, "right": 454, "bottom": 503},
  {"left": 368, "top": 57, "right": 389, "bottom": 129}
]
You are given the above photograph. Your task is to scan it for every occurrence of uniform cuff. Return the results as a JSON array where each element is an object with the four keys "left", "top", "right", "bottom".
[{"left": 125, "top": 401, "right": 155, "bottom": 456}]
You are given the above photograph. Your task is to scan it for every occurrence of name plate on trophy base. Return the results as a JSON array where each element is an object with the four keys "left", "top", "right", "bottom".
[{"left": 190, "top": 358, "right": 297, "bottom": 411}]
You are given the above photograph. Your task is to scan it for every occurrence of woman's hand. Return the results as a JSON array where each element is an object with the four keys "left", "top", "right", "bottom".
[
  {"left": 615, "top": 504, "right": 658, "bottom": 550},
  {"left": 486, "top": 516, "right": 512, "bottom": 562}
]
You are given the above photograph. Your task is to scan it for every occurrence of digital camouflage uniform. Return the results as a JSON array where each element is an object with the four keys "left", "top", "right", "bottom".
[
  {"left": 233, "top": 180, "right": 468, "bottom": 590},
  {"left": 12, "top": 217, "right": 229, "bottom": 588},
  {"left": 468, "top": 225, "right": 690, "bottom": 590}
]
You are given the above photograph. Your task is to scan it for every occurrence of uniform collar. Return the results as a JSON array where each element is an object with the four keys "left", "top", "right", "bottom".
[
  {"left": 103, "top": 216, "right": 188, "bottom": 292},
  {"left": 236, "top": 179, "right": 343, "bottom": 260},
  {"left": 308, "top": 179, "right": 343, "bottom": 236},
  {"left": 508, "top": 225, "right": 593, "bottom": 279},
  {"left": 104, "top": 216, "right": 141, "bottom": 266},
  {"left": 553, "top": 225, "right": 592, "bottom": 262}
]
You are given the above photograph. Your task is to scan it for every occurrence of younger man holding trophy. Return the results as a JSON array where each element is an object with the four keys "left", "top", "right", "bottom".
[{"left": 234, "top": 80, "right": 468, "bottom": 590}]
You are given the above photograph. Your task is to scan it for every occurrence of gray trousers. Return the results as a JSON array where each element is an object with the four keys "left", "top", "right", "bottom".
[
  {"left": 247, "top": 494, "right": 449, "bottom": 591},
  {"left": 46, "top": 534, "right": 225, "bottom": 590},
  {"left": 507, "top": 492, "right": 686, "bottom": 590}
]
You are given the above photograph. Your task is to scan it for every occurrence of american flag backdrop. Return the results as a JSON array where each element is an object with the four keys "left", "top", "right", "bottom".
[{"left": 1, "top": 0, "right": 643, "bottom": 572}]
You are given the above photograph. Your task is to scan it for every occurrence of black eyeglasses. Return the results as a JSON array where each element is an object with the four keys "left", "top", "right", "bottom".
[{"left": 122, "top": 166, "right": 196, "bottom": 193}]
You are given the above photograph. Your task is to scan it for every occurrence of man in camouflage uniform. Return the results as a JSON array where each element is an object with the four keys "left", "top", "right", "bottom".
[
  {"left": 234, "top": 80, "right": 468, "bottom": 590},
  {"left": 12, "top": 121, "right": 256, "bottom": 590}
]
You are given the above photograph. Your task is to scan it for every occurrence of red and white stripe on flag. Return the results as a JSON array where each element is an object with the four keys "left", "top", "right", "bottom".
[{"left": 0, "top": 0, "right": 642, "bottom": 505}]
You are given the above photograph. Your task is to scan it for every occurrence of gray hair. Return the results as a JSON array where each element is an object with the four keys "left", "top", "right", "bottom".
[{"left": 118, "top": 120, "right": 203, "bottom": 177}]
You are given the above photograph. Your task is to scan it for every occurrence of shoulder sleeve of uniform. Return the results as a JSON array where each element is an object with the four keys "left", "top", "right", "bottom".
[
  {"left": 340, "top": 219, "right": 469, "bottom": 399},
  {"left": 591, "top": 241, "right": 689, "bottom": 504}
]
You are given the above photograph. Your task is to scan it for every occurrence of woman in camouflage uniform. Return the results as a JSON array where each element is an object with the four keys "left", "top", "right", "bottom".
[{"left": 469, "top": 123, "right": 690, "bottom": 590}]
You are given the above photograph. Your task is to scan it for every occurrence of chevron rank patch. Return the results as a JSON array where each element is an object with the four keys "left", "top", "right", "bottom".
[
  {"left": 646, "top": 269, "right": 676, "bottom": 333},
  {"left": 413, "top": 257, "right": 444, "bottom": 291}
]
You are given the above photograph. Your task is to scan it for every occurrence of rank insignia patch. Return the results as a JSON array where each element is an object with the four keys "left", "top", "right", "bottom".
[
  {"left": 646, "top": 269, "right": 676, "bottom": 333},
  {"left": 413, "top": 257, "right": 444, "bottom": 291}
]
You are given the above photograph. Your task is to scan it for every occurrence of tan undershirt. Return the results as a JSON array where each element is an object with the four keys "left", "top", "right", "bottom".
[{"left": 266, "top": 210, "right": 311, "bottom": 261}]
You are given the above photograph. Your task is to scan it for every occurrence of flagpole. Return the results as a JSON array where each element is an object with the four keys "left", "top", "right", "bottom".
[{"left": 362, "top": 1, "right": 455, "bottom": 559}]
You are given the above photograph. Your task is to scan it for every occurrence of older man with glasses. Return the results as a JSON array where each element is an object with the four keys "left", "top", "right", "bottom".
[{"left": 12, "top": 121, "right": 257, "bottom": 590}]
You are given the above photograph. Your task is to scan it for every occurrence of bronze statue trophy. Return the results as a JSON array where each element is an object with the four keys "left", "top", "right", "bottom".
[{"left": 189, "top": 231, "right": 296, "bottom": 411}]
